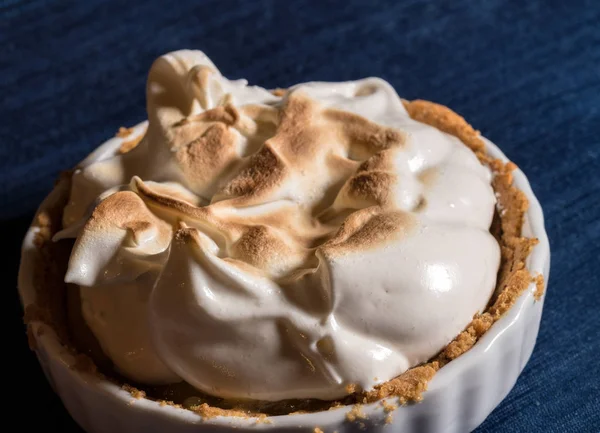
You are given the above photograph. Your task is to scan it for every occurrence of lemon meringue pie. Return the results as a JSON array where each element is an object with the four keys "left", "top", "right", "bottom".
[{"left": 24, "top": 50, "right": 540, "bottom": 415}]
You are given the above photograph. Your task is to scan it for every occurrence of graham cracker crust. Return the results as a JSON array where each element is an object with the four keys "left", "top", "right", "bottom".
[{"left": 23, "top": 100, "right": 543, "bottom": 419}]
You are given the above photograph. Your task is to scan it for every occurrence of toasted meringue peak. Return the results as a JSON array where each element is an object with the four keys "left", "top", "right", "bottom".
[
  {"left": 64, "top": 190, "right": 173, "bottom": 287},
  {"left": 320, "top": 207, "right": 417, "bottom": 256},
  {"left": 61, "top": 50, "right": 499, "bottom": 400}
]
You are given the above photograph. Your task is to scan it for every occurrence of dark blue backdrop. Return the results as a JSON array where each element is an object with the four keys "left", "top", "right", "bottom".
[{"left": 4, "top": 1, "right": 600, "bottom": 431}]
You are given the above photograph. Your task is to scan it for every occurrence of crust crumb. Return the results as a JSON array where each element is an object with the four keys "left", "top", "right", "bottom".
[
  {"left": 534, "top": 274, "right": 545, "bottom": 301},
  {"left": 442, "top": 314, "right": 494, "bottom": 360},
  {"left": 255, "top": 414, "right": 272, "bottom": 424},
  {"left": 122, "top": 384, "right": 146, "bottom": 400},
  {"left": 366, "top": 363, "right": 438, "bottom": 405},
  {"left": 118, "top": 136, "right": 143, "bottom": 154},
  {"left": 116, "top": 126, "right": 145, "bottom": 154},
  {"left": 116, "top": 126, "right": 135, "bottom": 138},
  {"left": 381, "top": 399, "right": 397, "bottom": 413},
  {"left": 346, "top": 404, "right": 367, "bottom": 422},
  {"left": 158, "top": 400, "right": 181, "bottom": 409},
  {"left": 314, "top": 428, "right": 324, "bottom": 433},
  {"left": 191, "top": 403, "right": 255, "bottom": 420}
]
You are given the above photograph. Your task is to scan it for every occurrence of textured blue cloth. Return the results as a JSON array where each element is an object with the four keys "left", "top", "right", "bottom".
[{"left": 4, "top": 1, "right": 600, "bottom": 431}]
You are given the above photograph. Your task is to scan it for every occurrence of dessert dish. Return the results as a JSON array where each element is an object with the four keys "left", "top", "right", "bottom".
[{"left": 19, "top": 50, "right": 549, "bottom": 432}]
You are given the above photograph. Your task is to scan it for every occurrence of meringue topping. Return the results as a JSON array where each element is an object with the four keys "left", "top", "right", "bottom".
[{"left": 58, "top": 50, "right": 500, "bottom": 400}]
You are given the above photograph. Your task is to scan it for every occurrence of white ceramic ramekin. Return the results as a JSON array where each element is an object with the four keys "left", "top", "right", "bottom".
[{"left": 19, "top": 126, "right": 550, "bottom": 433}]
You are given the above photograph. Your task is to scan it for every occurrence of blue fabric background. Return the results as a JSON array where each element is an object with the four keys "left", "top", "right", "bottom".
[{"left": 4, "top": 0, "right": 600, "bottom": 431}]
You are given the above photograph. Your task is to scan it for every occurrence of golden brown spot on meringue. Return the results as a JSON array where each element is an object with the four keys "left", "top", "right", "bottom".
[
  {"left": 88, "top": 191, "right": 149, "bottom": 229},
  {"left": 124, "top": 220, "right": 153, "bottom": 234},
  {"left": 86, "top": 191, "right": 171, "bottom": 243},
  {"left": 271, "top": 93, "right": 321, "bottom": 159},
  {"left": 347, "top": 171, "right": 397, "bottom": 207},
  {"left": 175, "top": 123, "right": 240, "bottom": 195},
  {"left": 220, "top": 144, "right": 287, "bottom": 202},
  {"left": 321, "top": 208, "right": 415, "bottom": 256},
  {"left": 232, "top": 226, "right": 282, "bottom": 265},
  {"left": 357, "top": 149, "right": 395, "bottom": 172},
  {"left": 231, "top": 225, "right": 311, "bottom": 275},
  {"left": 324, "top": 109, "right": 405, "bottom": 157}
]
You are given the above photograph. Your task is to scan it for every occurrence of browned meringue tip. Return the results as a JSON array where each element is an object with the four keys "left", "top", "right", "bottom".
[{"left": 320, "top": 207, "right": 417, "bottom": 257}]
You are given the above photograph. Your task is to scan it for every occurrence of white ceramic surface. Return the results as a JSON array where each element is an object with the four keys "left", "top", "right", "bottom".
[{"left": 18, "top": 128, "right": 550, "bottom": 433}]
